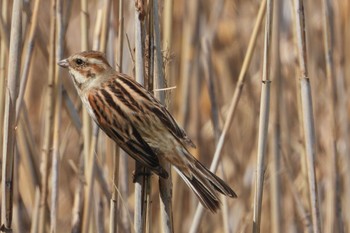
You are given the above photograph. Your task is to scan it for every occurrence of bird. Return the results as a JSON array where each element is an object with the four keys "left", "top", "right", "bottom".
[{"left": 58, "top": 50, "right": 237, "bottom": 212}]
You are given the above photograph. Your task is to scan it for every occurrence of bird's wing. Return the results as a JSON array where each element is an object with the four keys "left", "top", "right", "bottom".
[
  {"left": 87, "top": 90, "right": 168, "bottom": 178},
  {"left": 116, "top": 73, "right": 196, "bottom": 148}
]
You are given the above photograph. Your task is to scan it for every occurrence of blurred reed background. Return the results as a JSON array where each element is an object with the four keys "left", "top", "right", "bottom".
[{"left": 0, "top": 0, "right": 349, "bottom": 232}]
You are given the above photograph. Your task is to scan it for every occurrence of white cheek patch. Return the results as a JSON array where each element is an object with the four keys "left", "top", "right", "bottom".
[{"left": 69, "top": 69, "right": 86, "bottom": 89}]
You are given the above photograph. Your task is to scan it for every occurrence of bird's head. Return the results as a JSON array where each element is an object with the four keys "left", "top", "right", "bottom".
[{"left": 58, "top": 51, "right": 113, "bottom": 91}]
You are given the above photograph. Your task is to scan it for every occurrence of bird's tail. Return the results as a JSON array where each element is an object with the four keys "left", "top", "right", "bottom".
[{"left": 174, "top": 150, "right": 237, "bottom": 212}]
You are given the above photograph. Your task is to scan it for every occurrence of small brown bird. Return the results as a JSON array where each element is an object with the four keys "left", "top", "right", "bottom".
[{"left": 58, "top": 51, "right": 237, "bottom": 212}]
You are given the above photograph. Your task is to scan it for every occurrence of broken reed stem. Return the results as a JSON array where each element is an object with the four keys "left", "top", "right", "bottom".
[
  {"left": 38, "top": 1, "right": 56, "bottom": 233},
  {"left": 50, "top": 0, "right": 64, "bottom": 232},
  {"left": 189, "top": 0, "right": 266, "bottom": 231},
  {"left": 252, "top": 0, "right": 273, "bottom": 232},
  {"left": 293, "top": 0, "right": 321, "bottom": 232},
  {"left": 153, "top": 0, "right": 174, "bottom": 232},
  {"left": 1, "top": 0, "right": 22, "bottom": 230}
]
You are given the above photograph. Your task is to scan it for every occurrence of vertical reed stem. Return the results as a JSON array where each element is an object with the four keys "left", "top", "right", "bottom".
[
  {"left": 1, "top": 0, "right": 22, "bottom": 231},
  {"left": 293, "top": 0, "right": 321, "bottom": 232},
  {"left": 38, "top": 1, "right": 56, "bottom": 232}
]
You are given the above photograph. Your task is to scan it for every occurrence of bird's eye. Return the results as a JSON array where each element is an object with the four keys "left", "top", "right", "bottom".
[{"left": 75, "top": 58, "right": 84, "bottom": 65}]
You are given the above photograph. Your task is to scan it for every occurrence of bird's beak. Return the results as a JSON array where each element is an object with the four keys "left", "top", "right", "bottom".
[{"left": 58, "top": 59, "right": 69, "bottom": 68}]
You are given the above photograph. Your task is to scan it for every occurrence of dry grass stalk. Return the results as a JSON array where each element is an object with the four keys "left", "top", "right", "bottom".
[
  {"left": 38, "top": 1, "right": 56, "bottom": 232},
  {"left": 0, "top": 0, "right": 9, "bottom": 170},
  {"left": 80, "top": 0, "right": 92, "bottom": 185},
  {"left": 114, "top": 1, "right": 130, "bottom": 231},
  {"left": 252, "top": 0, "right": 273, "bottom": 231},
  {"left": 153, "top": 0, "right": 174, "bottom": 232},
  {"left": 81, "top": 125, "right": 99, "bottom": 233},
  {"left": 269, "top": 0, "right": 282, "bottom": 232},
  {"left": 293, "top": 0, "right": 321, "bottom": 232},
  {"left": 179, "top": 0, "right": 199, "bottom": 128},
  {"left": 50, "top": 0, "right": 65, "bottom": 232},
  {"left": 1, "top": 0, "right": 22, "bottom": 229},
  {"left": 15, "top": 0, "right": 41, "bottom": 123},
  {"left": 134, "top": 4, "right": 149, "bottom": 232},
  {"left": 321, "top": 0, "right": 343, "bottom": 232},
  {"left": 109, "top": 1, "right": 124, "bottom": 231}
]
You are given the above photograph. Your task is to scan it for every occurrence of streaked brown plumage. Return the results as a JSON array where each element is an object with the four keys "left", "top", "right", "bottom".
[{"left": 58, "top": 50, "right": 237, "bottom": 212}]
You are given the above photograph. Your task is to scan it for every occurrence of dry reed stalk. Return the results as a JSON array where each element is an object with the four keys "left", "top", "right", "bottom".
[
  {"left": 106, "top": 2, "right": 121, "bottom": 230},
  {"left": 178, "top": 0, "right": 199, "bottom": 128},
  {"left": 38, "top": 1, "right": 56, "bottom": 232},
  {"left": 81, "top": 5, "right": 107, "bottom": 232},
  {"left": 115, "top": 2, "right": 131, "bottom": 233},
  {"left": 118, "top": 149, "right": 131, "bottom": 233},
  {"left": 332, "top": 1, "right": 350, "bottom": 230},
  {"left": 12, "top": 149, "right": 22, "bottom": 233},
  {"left": 133, "top": 2, "right": 151, "bottom": 231},
  {"left": 15, "top": 0, "right": 41, "bottom": 123},
  {"left": 16, "top": 120, "right": 37, "bottom": 201},
  {"left": 293, "top": 0, "right": 321, "bottom": 232},
  {"left": 189, "top": 0, "right": 266, "bottom": 231},
  {"left": 288, "top": 0, "right": 309, "bottom": 205},
  {"left": 202, "top": 2, "right": 230, "bottom": 231},
  {"left": 0, "top": 6, "right": 9, "bottom": 51},
  {"left": 201, "top": 39, "right": 230, "bottom": 233},
  {"left": 50, "top": 0, "right": 65, "bottom": 232},
  {"left": 1, "top": 0, "right": 22, "bottom": 231},
  {"left": 0, "top": 0, "right": 8, "bottom": 176},
  {"left": 81, "top": 0, "right": 92, "bottom": 186},
  {"left": 162, "top": 0, "right": 172, "bottom": 82},
  {"left": 100, "top": 0, "right": 112, "bottom": 53},
  {"left": 71, "top": 152, "right": 84, "bottom": 233},
  {"left": 282, "top": 154, "right": 313, "bottom": 233},
  {"left": 81, "top": 125, "right": 99, "bottom": 233},
  {"left": 252, "top": 0, "right": 273, "bottom": 232},
  {"left": 269, "top": 0, "right": 282, "bottom": 232},
  {"left": 105, "top": 35, "right": 119, "bottom": 231},
  {"left": 321, "top": 0, "right": 343, "bottom": 232},
  {"left": 153, "top": 0, "right": 174, "bottom": 232},
  {"left": 30, "top": 188, "right": 41, "bottom": 233},
  {"left": 109, "top": 150, "right": 119, "bottom": 233}
]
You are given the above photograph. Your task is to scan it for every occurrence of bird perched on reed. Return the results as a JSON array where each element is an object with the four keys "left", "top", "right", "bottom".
[{"left": 58, "top": 51, "right": 237, "bottom": 212}]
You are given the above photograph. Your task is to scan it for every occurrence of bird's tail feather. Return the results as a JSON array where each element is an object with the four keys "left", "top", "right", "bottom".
[{"left": 174, "top": 153, "right": 237, "bottom": 212}]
